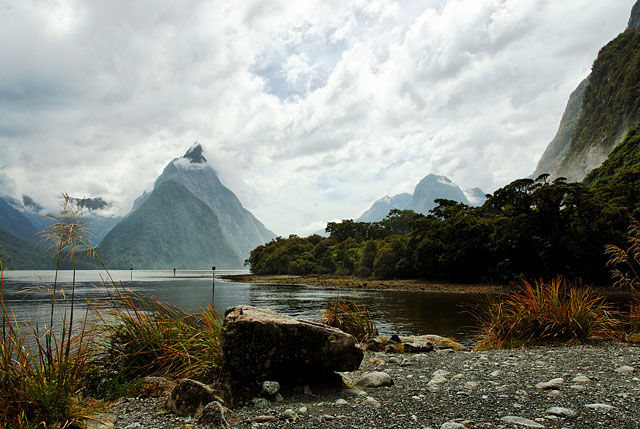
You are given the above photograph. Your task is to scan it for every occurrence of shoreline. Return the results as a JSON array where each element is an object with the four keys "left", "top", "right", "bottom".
[
  {"left": 219, "top": 274, "right": 507, "bottom": 294},
  {"left": 110, "top": 342, "right": 640, "bottom": 428}
]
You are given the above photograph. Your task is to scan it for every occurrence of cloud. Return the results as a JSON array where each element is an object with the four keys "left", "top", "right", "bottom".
[{"left": 0, "top": 0, "right": 636, "bottom": 236}]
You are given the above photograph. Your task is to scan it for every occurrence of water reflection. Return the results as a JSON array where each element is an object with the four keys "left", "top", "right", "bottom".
[{"left": 2, "top": 270, "right": 482, "bottom": 340}]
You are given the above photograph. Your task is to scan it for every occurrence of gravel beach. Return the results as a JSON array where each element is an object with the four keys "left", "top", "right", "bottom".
[{"left": 107, "top": 342, "right": 640, "bottom": 428}]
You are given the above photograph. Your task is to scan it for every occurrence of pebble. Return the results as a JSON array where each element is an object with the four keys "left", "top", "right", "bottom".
[
  {"left": 615, "top": 365, "right": 635, "bottom": 374},
  {"left": 547, "top": 390, "right": 562, "bottom": 398},
  {"left": 428, "top": 370, "right": 450, "bottom": 385},
  {"left": 344, "top": 388, "right": 367, "bottom": 397},
  {"left": 280, "top": 409, "right": 298, "bottom": 421},
  {"left": 535, "top": 377, "right": 564, "bottom": 390},
  {"left": 585, "top": 403, "right": 615, "bottom": 411},
  {"left": 298, "top": 406, "right": 308, "bottom": 414},
  {"left": 335, "top": 399, "right": 348, "bottom": 405},
  {"left": 501, "top": 415, "right": 545, "bottom": 427},
  {"left": 355, "top": 371, "right": 394, "bottom": 387},
  {"left": 363, "top": 396, "right": 382, "bottom": 408},
  {"left": 546, "top": 406, "right": 578, "bottom": 418},
  {"left": 251, "top": 397, "right": 269, "bottom": 408},
  {"left": 572, "top": 375, "right": 590, "bottom": 383},
  {"left": 440, "top": 422, "right": 467, "bottom": 429},
  {"left": 262, "top": 380, "right": 280, "bottom": 395},
  {"left": 465, "top": 381, "right": 480, "bottom": 389},
  {"left": 252, "top": 415, "right": 277, "bottom": 423}
]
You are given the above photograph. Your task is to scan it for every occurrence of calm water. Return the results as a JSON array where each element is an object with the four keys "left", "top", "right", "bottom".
[{"left": 1, "top": 270, "right": 482, "bottom": 340}]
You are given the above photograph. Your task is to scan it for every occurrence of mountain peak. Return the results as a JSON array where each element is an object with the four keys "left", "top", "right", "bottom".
[
  {"left": 629, "top": 0, "right": 640, "bottom": 30},
  {"left": 183, "top": 143, "right": 207, "bottom": 164}
]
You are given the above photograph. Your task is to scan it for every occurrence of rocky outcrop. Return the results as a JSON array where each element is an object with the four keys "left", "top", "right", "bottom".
[
  {"left": 362, "top": 334, "right": 469, "bottom": 353},
  {"left": 628, "top": 0, "right": 640, "bottom": 30},
  {"left": 221, "top": 306, "right": 363, "bottom": 396}
]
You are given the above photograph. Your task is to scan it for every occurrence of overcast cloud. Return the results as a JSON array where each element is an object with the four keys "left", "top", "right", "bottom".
[{"left": 0, "top": 0, "right": 635, "bottom": 236}]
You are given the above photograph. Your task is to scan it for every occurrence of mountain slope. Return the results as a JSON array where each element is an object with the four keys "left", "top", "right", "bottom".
[
  {"left": 152, "top": 144, "right": 276, "bottom": 257},
  {"left": 0, "top": 197, "right": 38, "bottom": 242},
  {"left": 534, "top": 2, "right": 640, "bottom": 181},
  {"left": 408, "top": 174, "right": 471, "bottom": 215},
  {"left": 99, "top": 180, "right": 243, "bottom": 269},
  {"left": 357, "top": 193, "right": 411, "bottom": 222}
]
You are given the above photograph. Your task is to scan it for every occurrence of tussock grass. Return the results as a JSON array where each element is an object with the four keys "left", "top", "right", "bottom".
[
  {"left": 95, "top": 294, "right": 222, "bottom": 384},
  {"left": 321, "top": 299, "right": 378, "bottom": 342},
  {"left": 472, "top": 277, "right": 618, "bottom": 349}
]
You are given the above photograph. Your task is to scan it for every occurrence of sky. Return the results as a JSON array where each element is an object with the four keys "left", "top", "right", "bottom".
[{"left": 0, "top": 0, "right": 636, "bottom": 237}]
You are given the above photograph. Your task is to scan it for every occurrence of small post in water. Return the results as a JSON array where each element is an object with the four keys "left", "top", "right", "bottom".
[
  {"left": 173, "top": 268, "right": 176, "bottom": 277},
  {"left": 130, "top": 267, "right": 133, "bottom": 281},
  {"left": 212, "top": 266, "right": 216, "bottom": 304}
]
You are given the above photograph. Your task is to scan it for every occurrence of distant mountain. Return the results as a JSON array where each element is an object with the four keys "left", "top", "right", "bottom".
[
  {"left": 357, "top": 193, "right": 411, "bottom": 222},
  {"left": 533, "top": 1, "right": 640, "bottom": 181},
  {"left": 408, "top": 174, "right": 471, "bottom": 215},
  {"left": 99, "top": 180, "right": 242, "bottom": 269},
  {"left": 0, "top": 197, "right": 38, "bottom": 242},
  {"left": 0, "top": 227, "right": 51, "bottom": 269},
  {"left": 357, "top": 174, "right": 485, "bottom": 222},
  {"left": 99, "top": 143, "right": 275, "bottom": 269},
  {"left": 152, "top": 143, "right": 276, "bottom": 259}
]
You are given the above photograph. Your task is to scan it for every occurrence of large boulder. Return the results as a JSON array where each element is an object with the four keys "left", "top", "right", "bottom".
[{"left": 221, "top": 306, "right": 363, "bottom": 393}]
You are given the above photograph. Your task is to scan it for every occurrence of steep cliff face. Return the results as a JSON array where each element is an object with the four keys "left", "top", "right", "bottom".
[{"left": 534, "top": 1, "right": 640, "bottom": 182}]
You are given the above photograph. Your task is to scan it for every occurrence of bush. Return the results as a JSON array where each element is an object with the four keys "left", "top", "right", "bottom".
[
  {"left": 320, "top": 299, "right": 378, "bottom": 342},
  {"left": 472, "top": 278, "right": 617, "bottom": 349}
]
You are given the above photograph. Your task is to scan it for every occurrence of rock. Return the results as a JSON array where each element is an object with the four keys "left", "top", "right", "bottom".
[
  {"left": 441, "top": 422, "right": 467, "bottom": 429},
  {"left": 428, "top": 370, "right": 450, "bottom": 385},
  {"left": 363, "top": 337, "right": 387, "bottom": 352},
  {"left": 274, "top": 392, "right": 284, "bottom": 402},
  {"left": 570, "top": 384, "right": 586, "bottom": 391},
  {"left": 363, "top": 396, "right": 381, "bottom": 408},
  {"left": 501, "top": 416, "right": 545, "bottom": 427},
  {"left": 138, "top": 376, "right": 176, "bottom": 398},
  {"left": 585, "top": 403, "right": 615, "bottom": 411},
  {"left": 535, "top": 378, "right": 563, "bottom": 390},
  {"left": 197, "top": 401, "right": 236, "bottom": 429},
  {"left": 403, "top": 338, "right": 435, "bottom": 353},
  {"left": 165, "top": 379, "right": 224, "bottom": 418},
  {"left": 615, "top": 365, "right": 635, "bottom": 374},
  {"left": 298, "top": 406, "right": 308, "bottom": 413},
  {"left": 252, "top": 415, "right": 277, "bottom": 423},
  {"left": 262, "top": 381, "right": 280, "bottom": 395},
  {"left": 124, "top": 424, "right": 141, "bottom": 429},
  {"left": 355, "top": 371, "right": 394, "bottom": 387},
  {"left": 281, "top": 409, "right": 298, "bottom": 421},
  {"left": 251, "top": 397, "right": 269, "bottom": 408},
  {"left": 221, "top": 306, "right": 363, "bottom": 393},
  {"left": 490, "top": 370, "right": 501, "bottom": 377},
  {"left": 572, "top": 375, "right": 590, "bottom": 383},
  {"left": 465, "top": 381, "right": 480, "bottom": 389},
  {"left": 546, "top": 407, "right": 578, "bottom": 418},
  {"left": 335, "top": 398, "right": 348, "bottom": 405},
  {"left": 547, "top": 390, "right": 562, "bottom": 398}
]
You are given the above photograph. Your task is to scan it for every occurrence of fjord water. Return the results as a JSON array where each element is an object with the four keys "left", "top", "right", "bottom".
[{"left": 2, "top": 270, "right": 480, "bottom": 340}]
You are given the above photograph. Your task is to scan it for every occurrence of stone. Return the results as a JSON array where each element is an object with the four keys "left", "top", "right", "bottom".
[
  {"left": 615, "top": 365, "right": 635, "bottom": 374},
  {"left": 572, "top": 375, "right": 590, "bottom": 383},
  {"left": 165, "top": 379, "right": 224, "bottom": 418},
  {"left": 585, "top": 403, "right": 615, "bottom": 411},
  {"left": 221, "top": 306, "right": 363, "bottom": 393},
  {"left": 251, "top": 397, "right": 269, "bottom": 408},
  {"left": 298, "top": 406, "right": 308, "bottom": 413},
  {"left": 355, "top": 371, "right": 394, "bottom": 387},
  {"left": 197, "top": 401, "right": 236, "bottom": 429},
  {"left": 124, "top": 424, "right": 141, "bottom": 429},
  {"left": 363, "top": 396, "right": 381, "bottom": 408},
  {"left": 361, "top": 335, "right": 468, "bottom": 353},
  {"left": 262, "top": 381, "right": 280, "bottom": 395},
  {"left": 490, "top": 370, "right": 501, "bottom": 377},
  {"left": 465, "top": 381, "right": 480, "bottom": 389},
  {"left": 281, "top": 409, "right": 298, "bottom": 421},
  {"left": 547, "top": 390, "right": 562, "bottom": 398},
  {"left": 500, "top": 416, "right": 545, "bottom": 427},
  {"left": 546, "top": 407, "right": 578, "bottom": 418},
  {"left": 535, "top": 378, "right": 563, "bottom": 390},
  {"left": 252, "top": 415, "right": 277, "bottom": 423},
  {"left": 570, "top": 384, "right": 586, "bottom": 391},
  {"left": 428, "top": 370, "right": 450, "bottom": 385},
  {"left": 441, "top": 422, "right": 467, "bottom": 429},
  {"left": 274, "top": 392, "right": 284, "bottom": 402},
  {"left": 335, "top": 398, "right": 348, "bottom": 405},
  {"left": 138, "top": 376, "right": 176, "bottom": 398}
]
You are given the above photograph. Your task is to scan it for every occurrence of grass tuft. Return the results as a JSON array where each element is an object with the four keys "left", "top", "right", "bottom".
[
  {"left": 320, "top": 299, "right": 378, "bottom": 342},
  {"left": 472, "top": 277, "right": 618, "bottom": 349}
]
